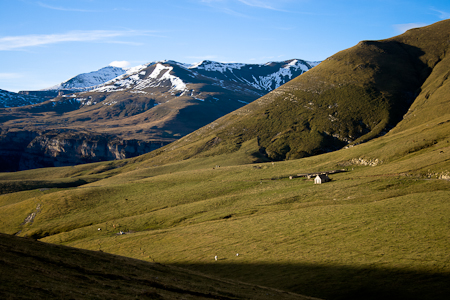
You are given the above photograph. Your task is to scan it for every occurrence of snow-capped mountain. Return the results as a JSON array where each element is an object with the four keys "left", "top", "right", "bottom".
[
  {"left": 90, "top": 59, "right": 319, "bottom": 96},
  {"left": 190, "top": 59, "right": 320, "bottom": 91},
  {"left": 0, "top": 66, "right": 128, "bottom": 108},
  {"left": 45, "top": 66, "right": 127, "bottom": 91},
  {"left": 0, "top": 89, "right": 48, "bottom": 108}
]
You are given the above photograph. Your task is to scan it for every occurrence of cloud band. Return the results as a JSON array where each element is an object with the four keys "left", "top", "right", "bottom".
[{"left": 0, "top": 30, "right": 154, "bottom": 51}]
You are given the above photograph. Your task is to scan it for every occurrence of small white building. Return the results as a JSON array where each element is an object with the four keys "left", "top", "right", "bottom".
[{"left": 314, "top": 174, "right": 330, "bottom": 184}]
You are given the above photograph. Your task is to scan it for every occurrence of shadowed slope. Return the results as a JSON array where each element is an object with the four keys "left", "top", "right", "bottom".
[{"left": 0, "top": 233, "right": 318, "bottom": 300}]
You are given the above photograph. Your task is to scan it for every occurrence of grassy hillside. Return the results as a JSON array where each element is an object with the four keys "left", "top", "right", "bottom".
[
  {"left": 0, "top": 233, "right": 313, "bottom": 300},
  {"left": 1, "top": 19, "right": 450, "bottom": 300},
  {"left": 133, "top": 19, "right": 450, "bottom": 163}
]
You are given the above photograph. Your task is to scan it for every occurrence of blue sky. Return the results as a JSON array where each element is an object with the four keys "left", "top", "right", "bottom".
[{"left": 1, "top": 0, "right": 449, "bottom": 92}]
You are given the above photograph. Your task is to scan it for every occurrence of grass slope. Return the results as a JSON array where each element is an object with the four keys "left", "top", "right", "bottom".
[
  {"left": 135, "top": 19, "right": 450, "bottom": 163},
  {"left": 0, "top": 233, "right": 313, "bottom": 300}
]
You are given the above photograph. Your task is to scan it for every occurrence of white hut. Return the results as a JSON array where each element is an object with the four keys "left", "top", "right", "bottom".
[{"left": 314, "top": 174, "right": 330, "bottom": 184}]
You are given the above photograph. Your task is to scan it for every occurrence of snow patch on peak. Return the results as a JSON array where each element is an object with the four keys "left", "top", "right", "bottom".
[
  {"left": 286, "top": 59, "right": 299, "bottom": 67},
  {"left": 282, "top": 59, "right": 309, "bottom": 73},
  {"left": 124, "top": 62, "right": 153, "bottom": 76},
  {"left": 156, "top": 65, "right": 187, "bottom": 92},
  {"left": 138, "top": 63, "right": 187, "bottom": 92},
  {"left": 190, "top": 60, "right": 246, "bottom": 73},
  {"left": 149, "top": 63, "right": 170, "bottom": 79},
  {"left": 245, "top": 59, "right": 317, "bottom": 91},
  {"left": 159, "top": 60, "right": 191, "bottom": 69},
  {"left": 92, "top": 62, "right": 155, "bottom": 92},
  {"left": 188, "top": 61, "right": 204, "bottom": 69}
]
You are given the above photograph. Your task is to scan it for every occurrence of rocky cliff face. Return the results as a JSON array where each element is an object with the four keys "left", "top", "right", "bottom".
[
  {"left": 0, "top": 130, "right": 169, "bottom": 172},
  {"left": 0, "top": 130, "right": 40, "bottom": 172}
]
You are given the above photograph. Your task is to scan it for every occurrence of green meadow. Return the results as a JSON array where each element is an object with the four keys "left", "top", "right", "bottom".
[{"left": 1, "top": 112, "right": 449, "bottom": 299}]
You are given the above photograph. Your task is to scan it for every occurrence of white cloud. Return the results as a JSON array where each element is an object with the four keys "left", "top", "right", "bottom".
[
  {"left": 199, "top": 0, "right": 299, "bottom": 17},
  {"left": 37, "top": 1, "right": 97, "bottom": 12},
  {"left": 109, "top": 61, "right": 131, "bottom": 68},
  {"left": 0, "top": 30, "right": 154, "bottom": 51},
  {"left": 0, "top": 72, "right": 23, "bottom": 79},
  {"left": 200, "top": 2, "right": 250, "bottom": 17},
  {"left": 393, "top": 23, "right": 428, "bottom": 34},
  {"left": 105, "top": 40, "right": 145, "bottom": 46},
  {"left": 431, "top": 8, "right": 450, "bottom": 20},
  {"left": 392, "top": 8, "right": 450, "bottom": 34},
  {"left": 237, "top": 0, "right": 276, "bottom": 10},
  {"left": 201, "top": 0, "right": 285, "bottom": 10},
  {"left": 237, "top": 0, "right": 294, "bottom": 11}
]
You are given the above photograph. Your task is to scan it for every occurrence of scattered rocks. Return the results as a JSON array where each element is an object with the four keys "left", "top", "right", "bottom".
[
  {"left": 340, "top": 157, "right": 382, "bottom": 167},
  {"left": 21, "top": 204, "right": 41, "bottom": 225},
  {"left": 432, "top": 171, "right": 450, "bottom": 180}
]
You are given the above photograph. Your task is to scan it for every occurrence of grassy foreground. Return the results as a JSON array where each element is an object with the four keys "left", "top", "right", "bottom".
[{"left": 1, "top": 111, "right": 450, "bottom": 299}]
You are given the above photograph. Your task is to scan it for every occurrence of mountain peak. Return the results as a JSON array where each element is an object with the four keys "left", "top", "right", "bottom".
[
  {"left": 189, "top": 60, "right": 246, "bottom": 72},
  {"left": 44, "top": 65, "right": 127, "bottom": 91}
]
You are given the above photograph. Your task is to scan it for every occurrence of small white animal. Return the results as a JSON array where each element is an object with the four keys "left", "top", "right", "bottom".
[{"left": 214, "top": 255, "right": 218, "bottom": 261}]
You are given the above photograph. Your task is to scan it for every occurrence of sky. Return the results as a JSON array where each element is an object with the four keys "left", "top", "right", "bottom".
[{"left": 1, "top": 0, "right": 450, "bottom": 92}]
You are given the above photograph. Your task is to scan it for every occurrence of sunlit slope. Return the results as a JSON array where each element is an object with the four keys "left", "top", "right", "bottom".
[{"left": 133, "top": 19, "right": 450, "bottom": 165}]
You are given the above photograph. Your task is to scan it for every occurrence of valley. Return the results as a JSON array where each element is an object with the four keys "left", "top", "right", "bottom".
[{"left": 0, "top": 59, "right": 317, "bottom": 171}]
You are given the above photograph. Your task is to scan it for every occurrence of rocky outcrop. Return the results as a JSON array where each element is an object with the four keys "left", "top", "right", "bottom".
[
  {"left": 0, "top": 130, "right": 169, "bottom": 172},
  {"left": 0, "top": 130, "right": 41, "bottom": 171}
]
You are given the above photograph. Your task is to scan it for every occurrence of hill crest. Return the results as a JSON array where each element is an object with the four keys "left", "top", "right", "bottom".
[{"left": 139, "top": 19, "right": 450, "bottom": 163}]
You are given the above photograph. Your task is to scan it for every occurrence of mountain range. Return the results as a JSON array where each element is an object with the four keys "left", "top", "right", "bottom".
[{"left": 0, "top": 59, "right": 318, "bottom": 171}]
